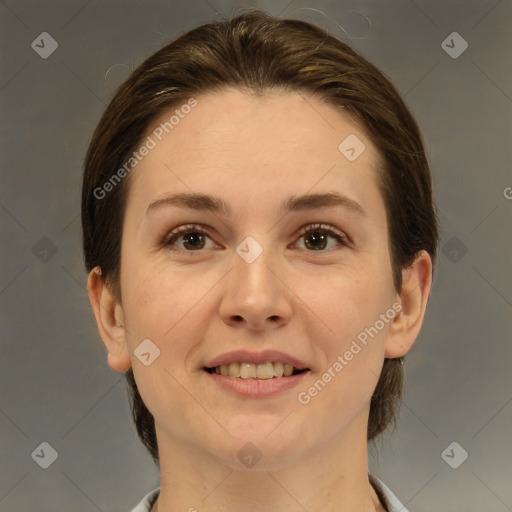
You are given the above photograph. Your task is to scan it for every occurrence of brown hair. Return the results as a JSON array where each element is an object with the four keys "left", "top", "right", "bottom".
[{"left": 82, "top": 9, "right": 438, "bottom": 465}]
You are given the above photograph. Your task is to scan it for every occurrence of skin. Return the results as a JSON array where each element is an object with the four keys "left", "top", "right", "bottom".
[{"left": 88, "top": 88, "right": 432, "bottom": 512}]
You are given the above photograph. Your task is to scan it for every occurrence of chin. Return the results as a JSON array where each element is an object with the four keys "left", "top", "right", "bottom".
[
  {"left": 221, "top": 444, "right": 305, "bottom": 472},
  {"left": 209, "top": 420, "right": 309, "bottom": 471}
]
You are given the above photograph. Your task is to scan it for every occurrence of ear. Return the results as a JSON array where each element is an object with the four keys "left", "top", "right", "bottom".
[
  {"left": 87, "top": 267, "right": 131, "bottom": 372},
  {"left": 385, "top": 250, "right": 433, "bottom": 358}
]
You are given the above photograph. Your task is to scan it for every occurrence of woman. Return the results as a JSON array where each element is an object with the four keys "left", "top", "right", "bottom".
[{"left": 82, "top": 9, "right": 438, "bottom": 512}]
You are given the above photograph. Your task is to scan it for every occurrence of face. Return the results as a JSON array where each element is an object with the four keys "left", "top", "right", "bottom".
[{"left": 115, "top": 89, "right": 401, "bottom": 469}]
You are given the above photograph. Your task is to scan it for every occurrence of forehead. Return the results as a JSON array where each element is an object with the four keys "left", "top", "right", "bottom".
[{"left": 125, "top": 88, "right": 385, "bottom": 223}]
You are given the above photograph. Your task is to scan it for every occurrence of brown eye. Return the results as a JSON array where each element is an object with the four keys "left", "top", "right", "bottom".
[
  {"left": 181, "top": 232, "right": 206, "bottom": 250},
  {"left": 303, "top": 231, "right": 328, "bottom": 250},
  {"left": 295, "top": 224, "right": 348, "bottom": 251},
  {"left": 163, "top": 225, "right": 217, "bottom": 252}
]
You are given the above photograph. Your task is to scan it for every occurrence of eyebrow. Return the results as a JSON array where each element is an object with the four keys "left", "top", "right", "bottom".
[{"left": 146, "top": 192, "right": 366, "bottom": 217}]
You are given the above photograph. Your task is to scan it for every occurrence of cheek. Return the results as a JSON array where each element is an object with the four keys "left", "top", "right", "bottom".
[
  {"left": 296, "top": 287, "right": 391, "bottom": 430},
  {"left": 120, "top": 263, "right": 223, "bottom": 377},
  {"left": 294, "top": 262, "right": 394, "bottom": 344},
  {"left": 120, "top": 269, "right": 212, "bottom": 431},
  {"left": 122, "top": 267, "right": 200, "bottom": 342},
  {"left": 292, "top": 262, "right": 393, "bottom": 402}
]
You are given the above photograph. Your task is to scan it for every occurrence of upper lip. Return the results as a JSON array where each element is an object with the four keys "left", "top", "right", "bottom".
[{"left": 204, "top": 349, "right": 310, "bottom": 370}]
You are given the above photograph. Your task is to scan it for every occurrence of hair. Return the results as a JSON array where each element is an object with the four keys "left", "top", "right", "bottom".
[{"left": 82, "top": 9, "right": 438, "bottom": 465}]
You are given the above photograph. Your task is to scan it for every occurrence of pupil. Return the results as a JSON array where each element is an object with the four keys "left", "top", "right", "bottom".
[
  {"left": 306, "top": 232, "right": 326, "bottom": 250},
  {"left": 184, "top": 233, "right": 204, "bottom": 250}
]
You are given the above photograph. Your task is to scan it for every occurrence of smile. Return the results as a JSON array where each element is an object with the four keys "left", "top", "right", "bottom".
[{"left": 205, "top": 361, "right": 307, "bottom": 379}]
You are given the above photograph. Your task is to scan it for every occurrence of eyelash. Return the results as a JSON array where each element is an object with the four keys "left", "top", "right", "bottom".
[{"left": 162, "top": 223, "right": 349, "bottom": 253}]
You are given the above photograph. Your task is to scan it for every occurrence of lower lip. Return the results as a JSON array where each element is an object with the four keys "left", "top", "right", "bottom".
[{"left": 203, "top": 370, "right": 310, "bottom": 397}]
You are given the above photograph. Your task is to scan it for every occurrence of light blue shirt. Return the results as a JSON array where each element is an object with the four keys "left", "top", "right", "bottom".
[{"left": 130, "top": 477, "right": 409, "bottom": 512}]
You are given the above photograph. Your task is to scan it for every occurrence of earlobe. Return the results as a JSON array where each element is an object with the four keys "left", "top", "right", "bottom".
[
  {"left": 385, "top": 250, "right": 433, "bottom": 359},
  {"left": 87, "top": 267, "right": 132, "bottom": 372}
]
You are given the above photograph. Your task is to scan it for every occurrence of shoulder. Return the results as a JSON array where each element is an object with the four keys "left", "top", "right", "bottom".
[
  {"left": 129, "top": 488, "right": 160, "bottom": 512},
  {"left": 370, "top": 475, "right": 409, "bottom": 512}
]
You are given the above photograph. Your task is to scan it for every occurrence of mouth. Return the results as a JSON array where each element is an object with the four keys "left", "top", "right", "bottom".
[
  {"left": 202, "top": 350, "right": 311, "bottom": 397},
  {"left": 204, "top": 361, "right": 309, "bottom": 379}
]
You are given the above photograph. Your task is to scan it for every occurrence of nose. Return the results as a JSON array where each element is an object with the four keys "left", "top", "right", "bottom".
[{"left": 218, "top": 243, "right": 293, "bottom": 332}]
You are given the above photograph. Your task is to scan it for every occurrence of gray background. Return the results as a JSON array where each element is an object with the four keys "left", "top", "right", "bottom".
[{"left": 1, "top": 0, "right": 511, "bottom": 511}]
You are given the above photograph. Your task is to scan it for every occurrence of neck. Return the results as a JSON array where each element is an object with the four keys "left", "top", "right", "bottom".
[{"left": 152, "top": 414, "right": 385, "bottom": 512}]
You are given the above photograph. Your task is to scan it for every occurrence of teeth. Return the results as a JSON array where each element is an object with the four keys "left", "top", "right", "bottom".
[
  {"left": 240, "top": 363, "right": 257, "bottom": 379},
  {"left": 228, "top": 362, "right": 240, "bottom": 377},
  {"left": 256, "top": 362, "right": 273, "bottom": 379},
  {"left": 210, "top": 361, "right": 303, "bottom": 379},
  {"left": 283, "top": 364, "right": 293, "bottom": 377},
  {"left": 273, "top": 362, "right": 284, "bottom": 377}
]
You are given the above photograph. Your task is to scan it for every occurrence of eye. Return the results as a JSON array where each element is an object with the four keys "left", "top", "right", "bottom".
[
  {"left": 162, "top": 223, "right": 349, "bottom": 253},
  {"left": 294, "top": 223, "right": 349, "bottom": 251},
  {"left": 162, "top": 224, "right": 218, "bottom": 252}
]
